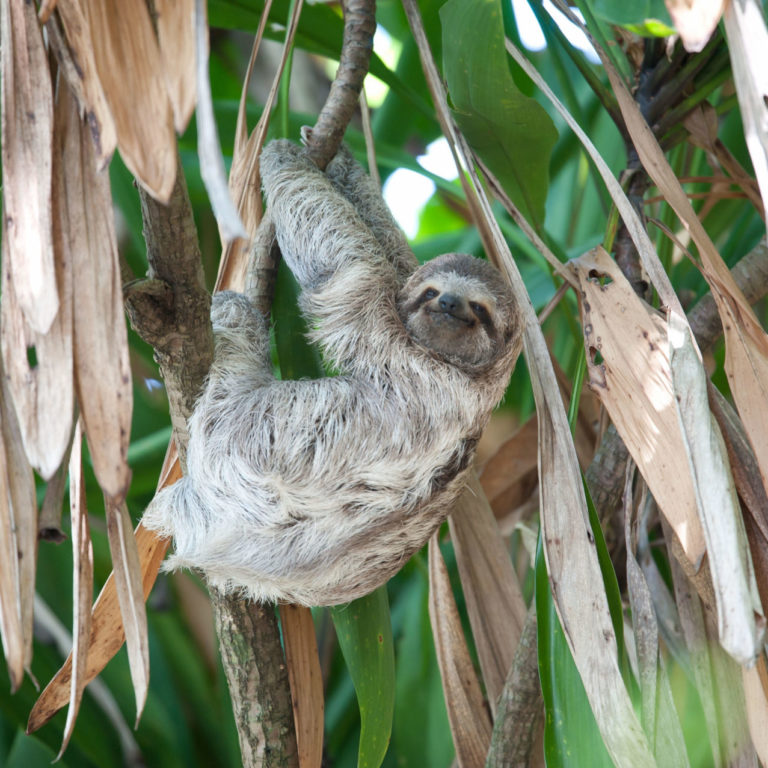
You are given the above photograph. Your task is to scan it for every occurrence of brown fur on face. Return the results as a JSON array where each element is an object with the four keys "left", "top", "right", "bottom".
[{"left": 398, "top": 253, "right": 517, "bottom": 373}]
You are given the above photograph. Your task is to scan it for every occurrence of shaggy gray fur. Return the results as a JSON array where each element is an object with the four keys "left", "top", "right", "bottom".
[{"left": 142, "top": 140, "right": 522, "bottom": 606}]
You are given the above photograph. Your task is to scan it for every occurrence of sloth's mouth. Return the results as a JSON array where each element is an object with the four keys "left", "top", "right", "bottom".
[{"left": 426, "top": 308, "right": 474, "bottom": 326}]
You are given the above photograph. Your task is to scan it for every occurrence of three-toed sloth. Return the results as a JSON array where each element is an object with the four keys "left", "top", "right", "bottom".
[{"left": 143, "top": 140, "right": 523, "bottom": 606}]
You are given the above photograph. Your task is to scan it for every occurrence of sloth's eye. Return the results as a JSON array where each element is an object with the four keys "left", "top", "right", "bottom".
[
  {"left": 470, "top": 302, "right": 491, "bottom": 324},
  {"left": 423, "top": 288, "right": 439, "bottom": 301}
]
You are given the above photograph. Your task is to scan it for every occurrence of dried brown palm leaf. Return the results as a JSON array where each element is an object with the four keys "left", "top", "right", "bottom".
[
  {"left": 280, "top": 605, "right": 324, "bottom": 768},
  {"left": 65, "top": 86, "right": 132, "bottom": 501},
  {"left": 0, "top": 234, "right": 73, "bottom": 481},
  {"left": 46, "top": 0, "right": 116, "bottom": 166},
  {"left": 105, "top": 497, "right": 148, "bottom": 726},
  {"left": 722, "top": 0, "right": 768, "bottom": 212},
  {"left": 0, "top": 443, "right": 24, "bottom": 691},
  {"left": 0, "top": 0, "right": 58, "bottom": 335},
  {"left": 570, "top": 248, "right": 705, "bottom": 563},
  {"left": 83, "top": 0, "right": 176, "bottom": 200},
  {"left": 669, "top": 312, "right": 763, "bottom": 664},
  {"left": 156, "top": 0, "right": 196, "bottom": 134},
  {"left": 428, "top": 535, "right": 492, "bottom": 768},
  {"left": 479, "top": 415, "right": 538, "bottom": 519},
  {"left": 448, "top": 472, "right": 526, "bottom": 715},
  {"left": 0, "top": 351, "right": 37, "bottom": 688},
  {"left": 57, "top": 420, "right": 93, "bottom": 759},
  {"left": 27, "top": 455, "right": 178, "bottom": 733},
  {"left": 624, "top": 469, "right": 689, "bottom": 765}
]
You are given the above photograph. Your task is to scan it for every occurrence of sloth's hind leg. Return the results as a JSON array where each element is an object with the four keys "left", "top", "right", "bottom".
[{"left": 208, "top": 291, "right": 272, "bottom": 387}]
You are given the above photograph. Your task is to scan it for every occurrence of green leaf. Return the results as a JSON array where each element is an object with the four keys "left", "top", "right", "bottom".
[
  {"left": 440, "top": 0, "right": 558, "bottom": 230},
  {"left": 535, "top": 535, "right": 614, "bottom": 768},
  {"left": 330, "top": 588, "right": 396, "bottom": 768},
  {"left": 587, "top": 0, "right": 675, "bottom": 36}
]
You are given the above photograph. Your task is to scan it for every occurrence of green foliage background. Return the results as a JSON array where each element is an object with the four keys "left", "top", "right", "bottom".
[{"left": 2, "top": 0, "right": 766, "bottom": 765}]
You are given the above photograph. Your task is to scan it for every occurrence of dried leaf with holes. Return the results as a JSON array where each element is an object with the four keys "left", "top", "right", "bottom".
[
  {"left": 604, "top": 52, "right": 768, "bottom": 508},
  {"left": 570, "top": 247, "right": 706, "bottom": 565}
]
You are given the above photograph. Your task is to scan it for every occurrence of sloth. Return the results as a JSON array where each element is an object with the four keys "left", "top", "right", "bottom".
[{"left": 142, "top": 140, "right": 523, "bottom": 606}]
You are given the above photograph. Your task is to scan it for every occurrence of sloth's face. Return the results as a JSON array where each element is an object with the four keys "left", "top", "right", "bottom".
[{"left": 397, "top": 253, "right": 518, "bottom": 371}]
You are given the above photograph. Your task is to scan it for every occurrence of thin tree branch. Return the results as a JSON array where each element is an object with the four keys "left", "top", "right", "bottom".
[
  {"left": 124, "top": 152, "right": 213, "bottom": 467},
  {"left": 304, "top": 0, "right": 376, "bottom": 170},
  {"left": 485, "top": 607, "right": 542, "bottom": 768}
]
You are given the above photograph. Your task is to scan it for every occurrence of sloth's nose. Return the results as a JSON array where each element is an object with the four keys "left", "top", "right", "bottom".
[{"left": 439, "top": 293, "right": 461, "bottom": 312}]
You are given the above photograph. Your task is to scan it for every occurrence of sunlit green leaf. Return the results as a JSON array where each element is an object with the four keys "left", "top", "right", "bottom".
[{"left": 440, "top": 0, "right": 558, "bottom": 230}]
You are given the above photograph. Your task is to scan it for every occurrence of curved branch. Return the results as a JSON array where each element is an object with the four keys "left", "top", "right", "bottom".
[{"left": 304, "top": 0, "right": 376, "bottom": 170}]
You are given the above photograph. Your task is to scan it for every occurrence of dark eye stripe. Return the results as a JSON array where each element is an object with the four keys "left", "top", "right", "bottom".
[
  {"left": 423, "top": 288, "right": 438, "bottom": 300},
  {"left": 470, "top": 302, "right": 491, "bottom": 325}
]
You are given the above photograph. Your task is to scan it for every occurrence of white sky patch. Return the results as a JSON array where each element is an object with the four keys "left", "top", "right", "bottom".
[
  {"left": 511, "top": 0, "right": 546, "bottom": 50},
  {"left": 364, "top": 26, "right": 401, "bottom": 107},
  {"left": 513, "top": 0, "right": 600, "bottom": 63},
  {"left": 418, "top": 138, "right": 459, "bottom": 180},
  {"left": 383, "top": 139, "right": 461, "bottom": 236},
  {"left": 383, "top": 169, "right": 434, "bottom": 238}
]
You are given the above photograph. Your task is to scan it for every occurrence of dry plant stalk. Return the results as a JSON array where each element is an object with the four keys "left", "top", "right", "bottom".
[
  {"left": 280, "top": 605, "right": 324, "bottom": 768},
  {"left": 401, "top": 1, "right": 654, "bottom": 763},
  {"left": 447, "top": 472, "right": 526, "bottom": 715},
  {"left": 428, "top": 534, "right": 493, "bottom": 767},
  {"left": 58, "top": 421, "right": 93, "bottom": 759}
]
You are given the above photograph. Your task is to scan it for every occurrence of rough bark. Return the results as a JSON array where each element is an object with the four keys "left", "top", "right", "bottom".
[
  {"left": 485, "top": 608, "right": 543, "bottom": 768},
  {"left": 304, "top": 0, "right": 376, "bottom": 170},
  {"left": 213, "top": 598, "right": 299, "bottom": 768},
  {"left": 124, "top": 152, "right": 213, "bottom": 467}
]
